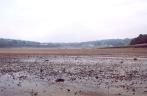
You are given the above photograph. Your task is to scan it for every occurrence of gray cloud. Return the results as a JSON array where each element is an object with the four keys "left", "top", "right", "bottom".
[{"left": 0, "top": 0, "right": 147, "bottom": 42}]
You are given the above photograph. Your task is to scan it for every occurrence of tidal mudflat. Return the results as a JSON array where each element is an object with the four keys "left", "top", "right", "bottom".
[{"left": 0, "top": 54, "right": 147, "bottom": 96}]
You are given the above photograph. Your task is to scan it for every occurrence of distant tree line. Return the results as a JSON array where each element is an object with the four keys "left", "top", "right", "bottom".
[
  {"left": 0, "top": 38, "right": 131, "bottom": 48},
  {"left": 130, "top": 34, "right": 147, "bottom": 45},
  {"left": 0, "top": 38, "right": 40, "bottom": 48}
]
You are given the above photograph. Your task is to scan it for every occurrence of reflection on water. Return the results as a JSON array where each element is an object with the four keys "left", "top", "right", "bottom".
[
  {"left": 0, "top": 71, "right": 104, "bottom": 96},
  {"left": 0, "top": 72, "right": 51, "bottom": 96}
]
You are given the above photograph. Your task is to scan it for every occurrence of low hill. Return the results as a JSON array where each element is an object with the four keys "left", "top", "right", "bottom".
[
  {"left": 0, "top": 38, "right": 131, "bottom": 48},
  {"left": 0, "top": 38, "right": 40, "bottom": 48},
  {"left": 130, "top": 34, "right": 147, "bottom": 45}
]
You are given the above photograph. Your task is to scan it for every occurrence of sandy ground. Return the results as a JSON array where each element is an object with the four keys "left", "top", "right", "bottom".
[
  {"left": 0, "top": 48, "right": 147, "bottom": 96},
  {"left": 0, "top": 48, "right": 147, "bottom": 56}
]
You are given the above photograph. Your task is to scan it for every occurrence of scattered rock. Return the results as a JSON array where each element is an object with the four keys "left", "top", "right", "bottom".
[
  {"left": 55, "top": 78, "right": 64, "bottom": 82},
  {"left": 30, "top": 90, "right": 38, "bottom": 96},
  {"left": 120, "top": 61, "right": 123, "bottom": 63},
  {"left": 67, "top": 89, "right": 70, "bottom": 92},
  {"left": 95, "top": 76, "right": 98, "bottom": 79},
  {"left": 134, "top": 58, "right": 137, "bottom": 61},
  {"left": 45, "top": 59, "right": 49, "bottom": 61},
  {"left": 132, "top": 88, "right": 135, "bottom": 92},
  {"left": 19, "top": 76, "right": 27, "bottom": 80}
]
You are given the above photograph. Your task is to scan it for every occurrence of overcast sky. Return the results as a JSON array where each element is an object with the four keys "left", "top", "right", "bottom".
[{"left": 0, "top": 0, "right": 147, "bottom": 42}]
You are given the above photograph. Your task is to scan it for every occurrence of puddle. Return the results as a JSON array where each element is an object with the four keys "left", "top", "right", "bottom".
[
  {"left": 0, "top": 71, "right": 107, "bottom": 96},
  {"left": 0, "top": 71, "right": 53, "bottom": 96}
]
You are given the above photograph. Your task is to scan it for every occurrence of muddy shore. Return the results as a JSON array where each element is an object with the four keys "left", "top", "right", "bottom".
[{"left": 0, "top": 55, "right": 147, "bottom": 96}]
